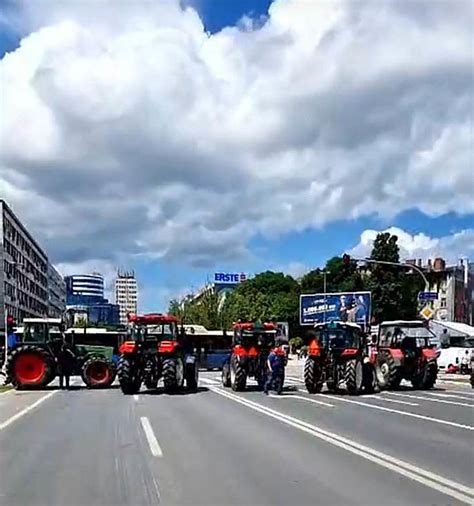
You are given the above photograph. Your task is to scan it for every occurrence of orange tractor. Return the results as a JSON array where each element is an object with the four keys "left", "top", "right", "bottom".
[
  {"left": 221, "top": 321, "right": 277, "bottom": 391},
  {"left": 117, "top": 313, "right": 198, "bottom": 395},
  {"left": 304, "top": 321, "right": 375, "bottom": 395}
]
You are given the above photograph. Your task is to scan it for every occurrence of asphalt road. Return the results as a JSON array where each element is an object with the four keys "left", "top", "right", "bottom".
[{"left": 0, "top": 371, "right": 473, "bottom": 506}]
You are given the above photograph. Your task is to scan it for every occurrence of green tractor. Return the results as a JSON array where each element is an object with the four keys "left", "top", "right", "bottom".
[{"left": 5, "top": 318, "right": 116, "bottom": 389}]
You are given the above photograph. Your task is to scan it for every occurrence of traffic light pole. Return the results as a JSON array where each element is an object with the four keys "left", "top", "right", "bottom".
[{"left": 355, "top": 258, "right": 429, "bottom": 288}]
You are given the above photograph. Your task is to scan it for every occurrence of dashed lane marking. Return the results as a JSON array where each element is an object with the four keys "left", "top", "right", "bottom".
[
  {"left": 317, "top": 393, "right": 474, "bottom": 431},
  {"left": 269, "top": 394, "right": 335, "bottom": 407},
  {"left": 384, "top": 392, "right": 474, "bottom": 408},
  {"left": 362, "top": 395, "right": 419, "bottom": 406},
  {"left": 140, "top": 417, "right": 163, "bottom": 457}
]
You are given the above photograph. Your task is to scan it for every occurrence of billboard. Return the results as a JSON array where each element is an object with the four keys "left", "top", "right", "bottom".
[{"left": 300, "top": 291, "right": 371, "bottom": 328}]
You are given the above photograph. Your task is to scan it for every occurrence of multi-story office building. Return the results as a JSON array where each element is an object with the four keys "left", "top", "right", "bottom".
[
  {"left": 0, "top": 200, "right": 49, "bottom": 332},
  {"left": 65, "top": 273, "right": 104, "bottom": 305},
  {"left": 115, "top": 270, "right": 138, "bottom": 324},
  {"left": 65, "top": 272, "right": 120, "bottom": 326},
  {"left": 48, "top": 262, "right": 66, "bottom": 318}
]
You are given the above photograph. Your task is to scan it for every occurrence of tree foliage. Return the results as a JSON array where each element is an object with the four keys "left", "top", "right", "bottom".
[{"left": 222, "top": 271, "right": 300, "bottom": 327}]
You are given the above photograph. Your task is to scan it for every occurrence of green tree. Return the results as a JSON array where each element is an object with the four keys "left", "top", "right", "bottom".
[
  {"left": 300, "top": 257, "right": 365, "bottom": 294},
  {"left": 222, "top": 271, "right": 300, "bottom": 329},
  {"left": 366, "top": 232, "right": 404, "bottom": 322}
]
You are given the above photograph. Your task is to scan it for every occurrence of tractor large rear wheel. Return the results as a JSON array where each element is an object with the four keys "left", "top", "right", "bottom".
[
  {"left": 82, "top": 356, "right": 116, "bottom": 389},
  {"left": 345, "top": 358, "right": 363, "bottom": 395},
  {"left": 304, "top": 358, "right": 323, "bottom": 393},
  {"left": 230, "top": 356, "right": 246, "bottom": 391},
  {"left": 163, "top": 357, "right": 185, "bottom": 393},
  {"left": 185, "top": 358, "right": 199, "bottom": 391},
  {"left": 6, "top": 345, "right": 55, "bottom": 389},
  {"left": 377, "top": 352, "right": 402, "bottom": 390},
  {"left": 117, "top": 356, "right": 141, "bottom": 395}
]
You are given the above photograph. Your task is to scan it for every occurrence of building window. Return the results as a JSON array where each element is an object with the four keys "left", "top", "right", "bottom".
[{"left": 440, "top": 298, "right": 447, "bottom": 309}]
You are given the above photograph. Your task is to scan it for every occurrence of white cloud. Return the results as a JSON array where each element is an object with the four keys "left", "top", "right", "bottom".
[
  {"left": 0, "top": 0, "right": 472, "bottom": 272},
  {"left": 350, "top": 227, "right": 474, "bottom": 264}
]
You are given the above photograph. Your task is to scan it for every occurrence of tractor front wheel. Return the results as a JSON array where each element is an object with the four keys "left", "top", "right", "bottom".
[
  {"left": 413, "top": 362, "right": 437, "bottom": 390},
  {"left": 82, "top": 357, "right": 116, "bottom": 388},
  {"left": 117, "top": 356, "right": 141, "bottom": 395},
  {"left": 304, "top": 358, "right": 323, "bottom": 394},
  {"left": 6, "top": 345, "right": 55, "bottom": 389},
  {"left": 221, "top": 362, "right": 231, "bottom": 387}
]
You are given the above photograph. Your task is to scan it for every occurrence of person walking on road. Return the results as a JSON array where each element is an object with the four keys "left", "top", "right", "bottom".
[
  {"left": 57, "top": 336, "right": 76, "bottom": 390},
  {"left": 264, "top": 347, "right": 285, "bottom": 395}
]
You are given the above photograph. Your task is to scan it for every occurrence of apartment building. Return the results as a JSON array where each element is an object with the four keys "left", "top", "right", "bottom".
[{"left": 115, "top": 270, "right": 138, "bottom": 324}]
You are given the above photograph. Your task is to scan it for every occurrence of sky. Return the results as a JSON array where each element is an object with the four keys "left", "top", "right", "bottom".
[{"left": 0, "top": 0, "right": 473, "bottom": 311}]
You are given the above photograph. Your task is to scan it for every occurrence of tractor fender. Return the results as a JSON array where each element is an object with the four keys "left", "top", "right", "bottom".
[
  {"left": 422, "top": 348, "right": 437, "bottom": 361},
  {"left": 386, "top": 348, "right": 404, "bottom": 366}
]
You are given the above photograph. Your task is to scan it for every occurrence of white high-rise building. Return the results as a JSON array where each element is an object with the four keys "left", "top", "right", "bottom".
[{"left": 114, "top": 270, "right": 138, "bottom": 324}]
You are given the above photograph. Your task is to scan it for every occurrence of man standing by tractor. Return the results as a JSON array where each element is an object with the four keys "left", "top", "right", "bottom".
[
  {"left": 264, "top": 346, "right": 286, "bottom": 395},
  {"left": 57, "top": 336, "right": 76, "bottom": 390}
]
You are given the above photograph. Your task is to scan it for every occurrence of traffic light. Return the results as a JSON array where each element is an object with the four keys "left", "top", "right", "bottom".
[
  {"left": 6, "top": 315, "right": 16, "bottom": 336},
  {"left": 342, "top": 254, "right": 351, "bottom": 265}
]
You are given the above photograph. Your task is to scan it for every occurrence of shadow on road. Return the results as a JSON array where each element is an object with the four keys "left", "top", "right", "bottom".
[{"left": 140, "top": 386, "right": 210, "bottom": 396}]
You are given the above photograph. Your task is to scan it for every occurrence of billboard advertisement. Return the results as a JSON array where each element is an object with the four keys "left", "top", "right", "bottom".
[{"left": 300, "top": 291, "right": 371, "bottom": 328}]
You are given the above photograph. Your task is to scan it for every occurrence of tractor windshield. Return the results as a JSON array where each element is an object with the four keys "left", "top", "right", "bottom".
[
  {"left": 130, "top": 323, "right": 176, "bottom": 341},
  {"left": 23, "top": 323, "right": 63, "bottom": 343},
  {"left": 379, "top": 325, "right": 434, "bottom": 348},
  {"left": 315, "top": 328, "right": 361, "bottom": 349}
]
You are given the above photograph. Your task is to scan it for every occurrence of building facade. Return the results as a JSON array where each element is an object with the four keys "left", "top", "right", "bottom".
[
  {"left": 0, "top": 200, "right": 49, "bottom": 332},
  {"left": 407, "top": 257, "right": 474, "bottom": 325},
  {"left": 65, "top": 272, "right": 120, "bottom": 326},
  {"left": 47, "top": 262, "right": 66, "bottom": 318},
  {"left": 65, "top": 273, "right": 104, "bottom": 305},
  {"left": 115, "top": 270, "right": 138, "bottom": 324}
]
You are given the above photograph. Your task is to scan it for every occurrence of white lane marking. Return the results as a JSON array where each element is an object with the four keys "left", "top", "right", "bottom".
[
  {"left": 309, "top": 392, "right": 474, "bottom": 431},
  {"left": 385, "top": 392, "right": 474, "bottom": 408},
  {"left": 199, "top": 377, "right": 221, "bottom": 385},
  {"left": 140, "top": 417, "right": 163, "bottom": 457},
  {"left": 212, "top": 387, "right": 474, "bottom": 504},
  {"left": 0, "top": 391, "right": 57, "bottom": 431},
  {"left": 362, "top": 395, "right": 419, "bottom": 406},
  {"left": 269, "top": 394, "right": 335, "bottom": 407},
  {"left": 133, "top": 395, "right": 139, "bottom": 402},
  {"left": 428, "top": 392, "right": 474, "bottom": 402}
]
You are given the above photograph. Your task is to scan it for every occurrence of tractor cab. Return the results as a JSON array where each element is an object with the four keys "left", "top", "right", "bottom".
[
  {"left": 313, "top": 321, "right": 363, "bottom": 357},
  {"left": 378, "top": 321, "right": 436, "bottom": 357},
  {"left": 376, "top": 320, "right": 438, "bottom": 389},
  {"left": 20, "top": 318, "right": 65, "bottom": 344},
  {"left": 125, "top": 314, "right": 179, "bottom": 348},
  {"left": 232, "top": 321, "right": 277, "bottom": 350}
]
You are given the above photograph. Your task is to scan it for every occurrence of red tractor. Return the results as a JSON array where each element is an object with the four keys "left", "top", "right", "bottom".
[
  {"left": 117, "top": 313, "right": 198, "bottom": 395},
  {"left": 221, "top": 321, "right": 277, "bottom": 391},
  {"left": 304, "top": 321, "right": 375, "bottom": 395},
  {"left": 375, "top": 320, "right": 438, "bottom": 390}
]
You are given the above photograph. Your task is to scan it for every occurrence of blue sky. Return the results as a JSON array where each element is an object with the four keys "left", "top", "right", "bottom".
[{"left": 1, "top": 0, "right": 472, "bottom": 312}]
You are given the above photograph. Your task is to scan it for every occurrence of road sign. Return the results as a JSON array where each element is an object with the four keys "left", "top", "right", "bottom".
[
  {"left": 420, "top": 306, "right": 434, "bottom": 320},
  {"left": 418, "top": 291, "right": 438, "bottom": 302}
]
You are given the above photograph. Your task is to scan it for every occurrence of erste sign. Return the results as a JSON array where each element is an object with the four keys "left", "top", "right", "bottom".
[{"left": 214, "top": 272, "right": 247, "bottom": 284}]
